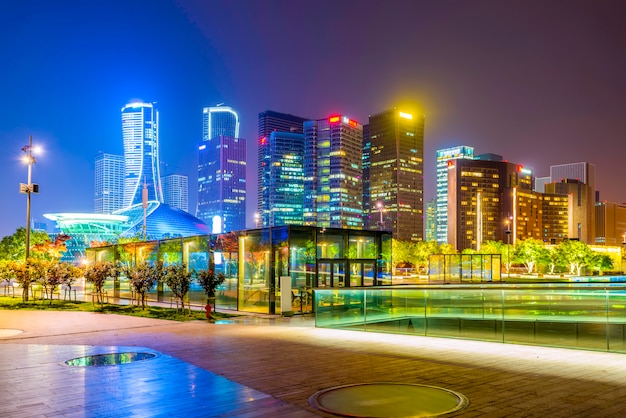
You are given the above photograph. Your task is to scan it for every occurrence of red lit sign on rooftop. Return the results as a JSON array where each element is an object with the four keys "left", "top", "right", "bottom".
[
  {"left": 347, "top": 119, "right": 358, "bottom": 128},
  {"left": 329, "top": 116, "right": 340, "bottom": 123},
  {"left": 517, "top": 165, "right": 523, "bottom": 172}
]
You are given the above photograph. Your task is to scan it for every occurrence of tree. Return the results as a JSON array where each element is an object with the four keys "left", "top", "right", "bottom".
[
  {"left": 163, "top": 263, "right": 193, "bottom": 313},
  {"left": 84, "top": 261, "right": 118, "bottom": 304},
  {"left": 589, "top": 252, "right": 614, "bottom": 275},
  {"left": 45, "top": 262, "right": 83, "bottom": 303},
  {"left": 0, "top": 227, "right": 52, "bottom": 261},
  {"left": 8, "top": 260, "right": 32, "bottom": 301},
  {"left": 196, "top": 268, "right": 225, "bottom": 319},
  {"left": 554, "top": 240, "right": 594, "bottom": 276},
  {"left": 514, "top": 239, "right": 550, "bottom": 274},
  {"left": 123, "top": 261, "right": 163, "bottom": 309}
]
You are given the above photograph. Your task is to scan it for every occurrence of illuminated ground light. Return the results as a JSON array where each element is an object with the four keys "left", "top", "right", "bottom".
[
  {"left": 65, "top": 352, "right": 157, "bottom": 367},
  {"left": 0, "top": 329, "right": 23, "bottom": 338},
  {"left": 309, "top": 383, "right": 468, "bottom": 417}
]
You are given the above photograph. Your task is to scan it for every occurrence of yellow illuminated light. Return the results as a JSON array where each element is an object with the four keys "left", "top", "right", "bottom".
[{"left": 399, "top": 112, "right": 413, "bottom": 120}]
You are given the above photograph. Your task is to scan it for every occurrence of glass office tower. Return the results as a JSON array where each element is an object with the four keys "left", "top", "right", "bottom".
[
  {"left": 304, "top": 116, "right": 363, "bottom": 229},
  {"left": 197, "top": 105, "right": 246, "bottom": 232},
  {"left": 366, "top": 106, "right": 425, "bottom": 241},
  {"left": 94, "top": 152, "right": 125, "bottom": 214},
  {"left": 121, "top": 102, "right": 163, "bottom": 207},
  {"left": 258, "top": 110, "right": 309, "bottom": 227},
  {"left": 435, "top": 146, "right": 474, "bottom": 244},
  {"left": 161, "top": 174, "right": 189, "bottom": 213}
]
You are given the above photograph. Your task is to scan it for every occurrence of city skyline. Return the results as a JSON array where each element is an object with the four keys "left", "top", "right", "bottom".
[{"left": 1, "top": 0, "right": 625, "bottom": 239}]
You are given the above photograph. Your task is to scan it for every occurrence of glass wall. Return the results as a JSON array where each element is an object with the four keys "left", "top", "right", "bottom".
[
  {"left": 85, "top": 226, "right": 391, "bottom": 315},
  {"left": 314, "top": 283, "right": 626, "bottom": 353}
]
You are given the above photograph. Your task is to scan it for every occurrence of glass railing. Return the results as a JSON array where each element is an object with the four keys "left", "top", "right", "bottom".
[{"left": 314, "top": 283, "right": 626, "bottom": 353}]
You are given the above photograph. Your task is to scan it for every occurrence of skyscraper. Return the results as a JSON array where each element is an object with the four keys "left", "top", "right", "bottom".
[
  {"left": 366, "top": 106, "right": 425, "bottom": 241},
  {"left": 203, "top": 105, "right": 240, "bottom": 141},
  {"left": 435, "top": 146, "right": 474, "bottom": 244},
  {"left": 263, "top": 131, "right": 305, "bottom": 226},
  {"left": 121, "top": 102, "right": 163, "bottom": 207},
  {"left": 257, "top": 110, "right": 308, "bottom": 227},
  {"left": 161, "top": 174, "right": 189, "bottom": 213},
  {"left": 94, "top": 152, "right": 124, "bottom": 214},
  {"left": 197, "top": 105, "right": 246, "bottom": 232},
  {"left": 303, "top": 116, "right": 363, "bottom": 229}
]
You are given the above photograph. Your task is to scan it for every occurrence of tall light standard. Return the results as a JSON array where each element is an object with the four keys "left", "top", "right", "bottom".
[
  {"left": 20, "top": 135, "right": 40, "bottom": 262},
  {"left": 376, "top": 202, "right": 385, "bottom": 230},
  {"left": 505, "top": 217, "right": 512, "bottom": 278}
]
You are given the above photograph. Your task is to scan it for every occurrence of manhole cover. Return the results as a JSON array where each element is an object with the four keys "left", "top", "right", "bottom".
[
  {"left": 309, "top": 383, "right": 468, "bottom": 417},
  {"left": 0, "top": 329, "right": 23, "bottom": 337},
  {"left": 65, "top": 352, "right": 157, "bottom": 367}
]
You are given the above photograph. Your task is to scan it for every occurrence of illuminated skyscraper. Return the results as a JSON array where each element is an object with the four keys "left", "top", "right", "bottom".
[
  {"left": 161, "top": 174, "right": 189, "bottom": 213},
  {"left": 197, "top": 105, "right": 246, "bottom": 232},
  {"left": 94, "top": 152, "right": 125, "bottom": 214},
  {"left": 258, "top": 110, "right": 308, "bottom": 227},
  {"left": 304, "top": 116, "right": 363, "bottom": 229},
  {"left": 203, "top": 105, "right": 240, "bottom": 141},
  {"left": 435, "top": 146, "right": 474, "bottom": 243},
  {"left": 366, "top": 106, "right": 424, "bottom": 241},
  {"left": 121, "top": 102, "right": 163, "bottom": 207}
]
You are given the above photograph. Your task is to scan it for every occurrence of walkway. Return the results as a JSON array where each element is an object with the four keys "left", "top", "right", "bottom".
[{"left": 2, "top": 310, "right": 626, "bottom": 417}]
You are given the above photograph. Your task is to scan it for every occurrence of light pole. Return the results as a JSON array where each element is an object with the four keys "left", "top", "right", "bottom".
[
  {"left": 20, "top": 135, "right": 40, "bottom": 262},
  {"left": 505, "top": 218, "right": 511, "bottom": 278},
  {"left": 254, "top": 212, "right": 260, "bottom": 228},
  {"left": 376, "top": 202, "right": 384, "bottom": 230}
]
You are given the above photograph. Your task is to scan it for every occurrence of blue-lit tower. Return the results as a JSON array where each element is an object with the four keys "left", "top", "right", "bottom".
[
  {"left": 197, "top": 105, "right": 246, "bottom": 232},
  {"left": 436, "top": 145, "right": 474, "bottom": 243},
  {"left": 121, "top": 102, "right": 163, "bottom": 207},
  {"left": 258, "top": 110, "right": 308, "bottom": 227}
]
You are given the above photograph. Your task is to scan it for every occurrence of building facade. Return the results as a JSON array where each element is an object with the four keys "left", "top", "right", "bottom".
[
  {"left": 365, "top": 106, "right": 425, "bottom": 241},
  {"left": 94, "top": 152, "right": 125, "bottom": 214},
  {"left": 545, "top": 179, "right": 595, "bottom": 243},
  {"left": 595, "top": 201, "right": 626, "bottom": 246},
  {"left": 197, "top": 135, "right": 246, "bottom": 232},
  {"left": 197, "top": 105, "right": 246, "bottom": 232},
  {"left": 161, "top": 174, "right": 189, "bottom": 213},
  {"left": 303, "top": 116, "right": 363, "bottom": 229},
  {"left": 257, "top": 110, "right": 309, "bottom": 227},
  {"left": 435, "top": 146, "right": 474, "bottom": 243},
  {"left": 121, "top": 102, "right": 163, "bottom": 207},
  {"left": 447, "top": 159, "right": 532, "bottom": 250}
]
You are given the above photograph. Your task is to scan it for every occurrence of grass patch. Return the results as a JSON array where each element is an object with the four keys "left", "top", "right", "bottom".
[{"left": 0, "top": 296, "right": 236, "bottom": 322}]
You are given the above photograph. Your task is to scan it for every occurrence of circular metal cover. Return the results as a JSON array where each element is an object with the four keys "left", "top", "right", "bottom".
[
  {"left": 309, "top": 382, "right": 468, "bottom": 417},
  {"left": 65, "top": 352, "right": 157, "bottom": 367}
]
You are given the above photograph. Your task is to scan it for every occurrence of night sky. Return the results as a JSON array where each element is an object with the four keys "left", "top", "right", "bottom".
[{"left": 1, "top": 0, "right": 625, "bottom": 239}]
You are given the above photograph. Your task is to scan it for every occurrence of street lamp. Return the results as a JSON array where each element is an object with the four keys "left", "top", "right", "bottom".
[
  {"left": 505, "top": 217, "right": 512, "bottom": 278},
  {"left": 254, "top": 212, "right": 260, "bottom": 228},
  {"left": 20, "top": 135, "right": 40, "bottom": 262},
  {"left": 376, "top": 202, "right": 384, "bottom": 230}
]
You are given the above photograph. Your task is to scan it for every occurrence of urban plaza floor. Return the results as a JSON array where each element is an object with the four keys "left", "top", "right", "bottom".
[{"left": 2, "top": 309, "right": 626, "bottom": 417}]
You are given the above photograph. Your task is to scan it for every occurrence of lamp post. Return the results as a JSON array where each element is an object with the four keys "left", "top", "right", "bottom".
[
  {"left": 254, "top": 212, "right": 260, "bottom": 228},
  {"left": 505, "top": 218, "right": 511, "bottom": 278},
  {"left": 376, "top": 202, "right": 384, "bottom": 230},
  {"left": 20, "top": 135, "right": 40, "bottom": 262}
]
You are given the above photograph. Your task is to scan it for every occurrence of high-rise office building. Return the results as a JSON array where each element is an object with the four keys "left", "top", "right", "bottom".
[
  {"left": 203, "top": 105, "right": 240, "bottom": 141},
  {"left": 362, "top": 124, "right": 371, "bottom": 229},
  {"left": 161, "top": 174, "right": 189, "bottom": 213},
  {"left": 257, "top": 110, "right": 308, "bottom": 227},
  {"left": 425, "top": 198, "right": 437, "bottom": 242},
  {"left": 121, "top": 102, "right": 163, "bottom": 207},
  {"left": 595, "top": 201, "right": 626, "bottom": 246},
  {"left": 435, "top": 146, "right": 474, "bottom": 243},
  {"left": 304, "top": 115, "right": 363, "bottom": 229},
  {"left": 261, "top": 131, "right": 305, "bottom": 226},
  {"left": 545, "top": 179, "right": 594, "bottom": 243},
  {"left": 94, "top": 152, "right": 125, "bottom": 214},
  {"left": 366, "top": 106, "right": 424, "bottom": 241},
  {"left": 547, "top": 162, "right": 596, "bottom": 244},
  {"left": 447, "top": 159, "right": 533, "bottom": 250},
  {"left": 197, "top": 106, "right": 246, "bottom": 232}
]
